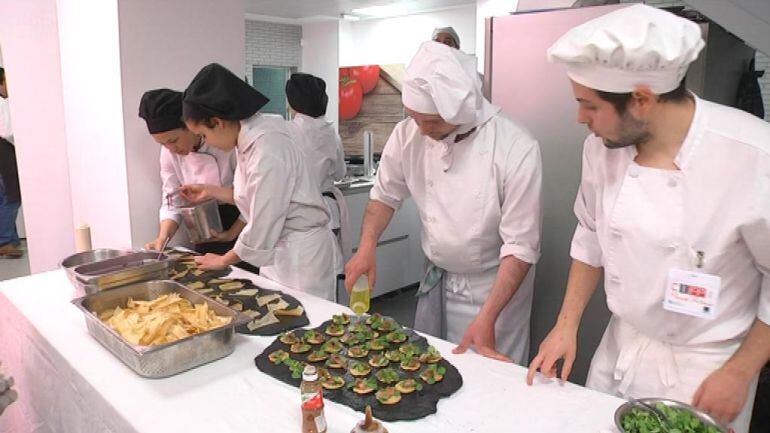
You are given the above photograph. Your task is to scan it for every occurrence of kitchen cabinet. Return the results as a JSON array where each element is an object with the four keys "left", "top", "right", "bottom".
[{"left": 336, "top": 181, "right": 424, "bottom": 302}]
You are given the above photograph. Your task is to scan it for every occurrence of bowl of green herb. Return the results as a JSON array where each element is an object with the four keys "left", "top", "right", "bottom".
[{"left": 614, "top": 398, "right": 727, "bottom": 433}]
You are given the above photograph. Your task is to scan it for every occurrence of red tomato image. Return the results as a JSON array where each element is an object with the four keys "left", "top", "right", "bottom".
[
  {"left": 339, "top": 67, "right": 351, "bottom": 80},
  {"left": 339, "top": 77, "right": 363, "bottom": 121},
  {"left": 349, "top": 65, "right": 380, "bottom": 94}
]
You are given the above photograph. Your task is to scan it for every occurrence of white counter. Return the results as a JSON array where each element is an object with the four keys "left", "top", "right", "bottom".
[{"left": 0, "top": 269, "right": 623, "bottom": 433}]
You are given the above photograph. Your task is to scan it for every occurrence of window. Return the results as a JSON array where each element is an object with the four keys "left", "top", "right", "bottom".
[{"left": 252, "top": 66, "right": 293, "bottom": 118}]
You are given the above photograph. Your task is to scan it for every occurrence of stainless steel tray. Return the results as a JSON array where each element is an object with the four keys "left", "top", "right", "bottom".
[
  {"left": 72, "top": 252, "right": 171, "bottom": 295},
  {"left": 71, "top": 280, "right": 251, "bottom": 378},
  {"left": 60, "top": 249, "right": 134, "bottom": 284}
]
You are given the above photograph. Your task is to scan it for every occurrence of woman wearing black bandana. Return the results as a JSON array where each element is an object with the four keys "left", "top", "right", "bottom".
[
  {"left": 179, "top": 64, "right": 341, "bottom": 300},
  {"left": 138, "top": 88, "right": 244, "bottom": 256},
  {"left": 285, "top": 73, "right": 348, "bottom": 262}
]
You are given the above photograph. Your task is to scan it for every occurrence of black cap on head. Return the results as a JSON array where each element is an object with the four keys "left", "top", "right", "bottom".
[
  {"left": 182, "top": 63, "right": 269, "bottom": 122},
  {"left": 138, "top": 89, "right": 185, "bottom": 134},
  {"left": 285, "top": 73, "right": 328, "bottom": 118}
]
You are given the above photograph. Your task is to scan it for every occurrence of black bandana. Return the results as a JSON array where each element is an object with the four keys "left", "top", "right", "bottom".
[
  {"left": 138, "top": 89, "right": 185, "bottom": 133},
  {"left": 183, "top": 63, "right": 269, "bottom": 121},
  {"left": 285, "top": 73, "right": 328, "bottom": 118}
]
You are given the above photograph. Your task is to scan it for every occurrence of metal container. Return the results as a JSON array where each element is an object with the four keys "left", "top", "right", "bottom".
[
  {"left": 179, "top": 199, "right": 223, "bottom": 243},
  {"left": 72, "top": 251, "right": 170, "bottom": 296},
  {"left": 71, "top": 280, "right": 251, "bottom": 378},
  {"left": 614, "top": 398, "right": 727, "bottom": 433},
  {"left": 60, "top": 249, "right": 134, "bottom": 284}
]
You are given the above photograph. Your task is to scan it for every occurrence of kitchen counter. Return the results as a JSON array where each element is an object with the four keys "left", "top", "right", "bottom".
[{"left": 0, "top": 269, "right": 625, "bottom": 433}]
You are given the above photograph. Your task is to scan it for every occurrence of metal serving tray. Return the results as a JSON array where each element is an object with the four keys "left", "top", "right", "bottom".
[
  {"left": 72, "top": 251, "right": 171, "bottom": 295},
  {"left": 60, "top": 249, "right": 134, "bottom": 284},
  {"left": 71, "top": 280, "right": 251, "bottom": 378}
]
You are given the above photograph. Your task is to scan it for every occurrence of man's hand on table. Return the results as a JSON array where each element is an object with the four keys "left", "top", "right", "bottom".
[
  {"left": 452, "top": 312, "right": 512, "bottom": 362},
  {"left": 526, "top": 321, "right": 577, "bottom": 385}
]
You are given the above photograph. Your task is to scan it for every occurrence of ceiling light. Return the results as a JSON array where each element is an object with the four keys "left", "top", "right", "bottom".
[
  {"left": 340, "top": 13, "right": 361, "bottom": 21},
  {"left": 351, "top": 4, "right": 410, "bottom": 18}
]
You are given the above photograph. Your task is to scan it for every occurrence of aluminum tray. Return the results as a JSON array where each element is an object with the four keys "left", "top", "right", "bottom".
[
  {"left": 72, "top": 251, "right": 171, "bottom": 295},
  {"left": 72, "top": 280, "right": 251, "bottom": 378},
  {"left": 61, "top": 249, "right": 134, "bottom": 284}
]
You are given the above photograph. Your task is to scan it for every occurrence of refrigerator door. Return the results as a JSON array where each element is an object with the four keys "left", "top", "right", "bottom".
[{"left": 486, "top": 4, "right": 627, "bottom": 385}]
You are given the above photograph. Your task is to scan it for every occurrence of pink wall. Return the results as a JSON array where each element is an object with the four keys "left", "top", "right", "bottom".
[
  {"left": 117, "top": 0, "right": 246, "bottom": 248},
  {"left": 0, "top": 0, "right": 75, "bottom": 273}
]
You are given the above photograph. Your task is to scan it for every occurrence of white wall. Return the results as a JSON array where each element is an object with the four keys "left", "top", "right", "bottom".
[
  {"left": 118, "top": 0, "right": 245, "bottom": 248},
  {"left": 476, "top": 0, "right": 519, "bottom": 73},
  {"left": 0, "top": 0, "right": 75, "bottom": 272},
  {"left": 302, "top": 20, "right": 340, "bottom": 128},
  {"left": 340, "top": 5, "right": 476, "bottom": 67},
  {"left": 57, "top": 0, "right": 133, "bottom": 250}
]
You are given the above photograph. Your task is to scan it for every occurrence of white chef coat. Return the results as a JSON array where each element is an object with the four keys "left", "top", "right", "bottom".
[
  {"left": 287, "top": 113, "right": 346, "bottom": 194},
  {"left": 371, "top": 112, "right": 543, "bottom": 362},
  {"left": 0, "top": 97, "right": 13, "bottom": 144},
  {"left": 572, "top": 95, "right": 770, "bottom": 432},
  {"left": 159, "top": 143, "right": 236, "bottom": 225},
  {"left": 233, "top": 113, "right": 341, "bottom": 300},
  {"left": 287, "top": 113, "right": 347, "bottom": 225}
]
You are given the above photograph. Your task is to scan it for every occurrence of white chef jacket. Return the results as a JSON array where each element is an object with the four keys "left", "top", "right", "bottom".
[
  {"left": 232, "top": 113, "right": 330, "bottom": 267},
  {"left": 571, "top": 95, "right": 770, "bottom": 345},
  {"left": 287, "top": 113, "right": 346, "bottom": 193},
  {"left": 159, "top": 143, "right": 236, "bottom": 225},
  {"left": 0, "top": 97, "right": 13, "bottom": 144},
  {"left": 371, "top": 113, "right": 542, "bottom": 273}
]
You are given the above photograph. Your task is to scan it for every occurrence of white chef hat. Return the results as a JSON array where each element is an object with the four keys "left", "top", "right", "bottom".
[
  {"left": 432, "top": 26, "right": 460, "bottom": 49},
  {"left": 547, "top": 4, "right": 705, "bottom": 94},
  {"left": 402, "top": 41, "right": 483, "bottom": 125}
]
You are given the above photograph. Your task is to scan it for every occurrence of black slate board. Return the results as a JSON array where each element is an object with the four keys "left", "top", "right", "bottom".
[
  {"left": 165, "top": 250, "right": 309, "bottom": 336},
  {"left": 255, "top": 318, "right": 463, "bottom": 421},
  {"left": 216, "top": 278, "right": 310, "bottom": 336}
]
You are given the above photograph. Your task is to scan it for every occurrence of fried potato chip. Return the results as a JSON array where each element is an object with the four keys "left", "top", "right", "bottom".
[
  {"left": 191, "top": 269, "right": 205, "bottom": 277},
  {"left": 273, "top": 305, "right": 305, "bottom": 317},
  {"left": 247, "top": 311, "right": 279, "bottom": 331},
  {"left": 232, "top": 289, "right": 259, "bottom": 297},
  {"left": 99, "top": 293, "right": 232, "bottom": 346},
  {"left": 266, "top": 299, "right": 290, "bottom": 312},
  {"left": 186, "top": 281, "right": 205, "bottom": 290},
  {"left": 257, "top": 294, "right": 281, "bottom": 307},
  {"left": 219, "top": 281, "right": 245, "bottom": 291}
]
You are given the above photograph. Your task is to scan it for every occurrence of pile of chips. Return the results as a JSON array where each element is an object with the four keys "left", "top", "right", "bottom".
[{"left": 98, "top": 293, "right": 232, "bottom": 346}]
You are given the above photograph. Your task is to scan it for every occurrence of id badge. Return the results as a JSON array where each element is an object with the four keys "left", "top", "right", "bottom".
[{"left": 663, "top": 268, "right": 721, "bottom": 319}]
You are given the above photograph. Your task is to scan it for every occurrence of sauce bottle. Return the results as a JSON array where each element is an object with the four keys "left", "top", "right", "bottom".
[{"left": 301, "top": 365, "right": 328, "bottom": 433}]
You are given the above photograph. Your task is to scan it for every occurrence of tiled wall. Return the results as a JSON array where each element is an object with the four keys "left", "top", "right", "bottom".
[
  {"left": 244, "top": 20, "right": 302, "bottom": 79},
  {"left": 622, "top": 0, "right": 769, "bottom": 120}
]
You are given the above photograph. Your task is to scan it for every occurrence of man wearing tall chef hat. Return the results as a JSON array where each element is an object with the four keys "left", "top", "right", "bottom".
[
  {"left": 345, "top": 41, "right": 543, "bottom": 364},
  {"left": 138, "top": 89, "right": 244, "bottom": 256},
  {"left": 527, "top": 5, "right": 770, "bottom": 432},
  {"left": 179, "top": 64, "right": 341, "bottom": 300}
]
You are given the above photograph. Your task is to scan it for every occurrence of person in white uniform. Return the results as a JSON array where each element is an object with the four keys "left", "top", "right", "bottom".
[
  {"left": 139, "top": 89, "right": 243, "bottom": 256},
  {"left": 431, "top": 26, "right": 460, "bottom": 50},
  {"left": 284, "top": 73, "right": 349, "bottom": 256},
  {"left": 345, "top": 41, "right": 543, "bottom": 364},
  {"left": 526, "top": 5, "right": 770, "bottom": 432},
  {"left": 180, "top": 63, "right": 341, "bottom": 300}
]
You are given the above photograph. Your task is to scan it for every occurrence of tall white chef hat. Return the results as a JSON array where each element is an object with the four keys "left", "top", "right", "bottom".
[
  {"left": 547, "top": 4, "right": 705, "bottom": 94},
  {"left": 402, "top": 41, "right": 489, "bottom": 126}
]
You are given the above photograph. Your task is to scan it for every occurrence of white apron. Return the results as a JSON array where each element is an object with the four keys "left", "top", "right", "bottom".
[
  {"left": 414, "top": 264, "right": 535, "bottom": 365},
  {"left": 324, "top": 185, "right": 352, "bottom": 257},
  {"left": 260, "top": 226, "right": 342, "bottom": 301},
  {"left": 586, "top": 161, "right": 758, "bottom": 433}
]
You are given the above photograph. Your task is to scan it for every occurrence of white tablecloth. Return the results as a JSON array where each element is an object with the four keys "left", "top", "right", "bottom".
[{"left": 0, "top": 269, "right": 624, "bottom": 433}]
